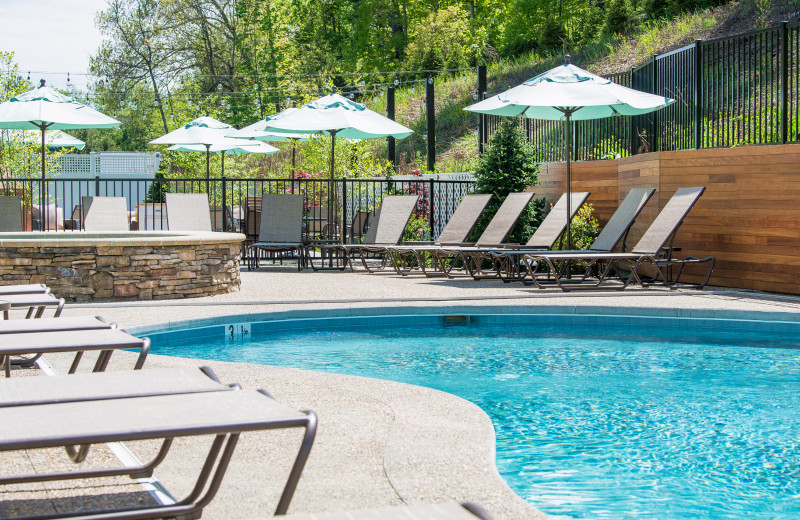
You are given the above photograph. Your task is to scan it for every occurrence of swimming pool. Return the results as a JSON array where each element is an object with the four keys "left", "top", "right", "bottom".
[{"left": 146, "top": 312, "right": 800, "bottom": 519}]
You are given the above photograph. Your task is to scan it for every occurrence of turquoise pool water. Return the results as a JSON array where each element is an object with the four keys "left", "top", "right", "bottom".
[{"left": 148, "top": 315, "right": 800, "bottom": 519}]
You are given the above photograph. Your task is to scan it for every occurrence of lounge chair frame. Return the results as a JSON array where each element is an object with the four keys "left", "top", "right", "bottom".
[
  {"left": 0, "top": 382, "right": 317, "bottom": 519},
  {"left": 0, "top": 327, "right": 150, "bottom": 377}
]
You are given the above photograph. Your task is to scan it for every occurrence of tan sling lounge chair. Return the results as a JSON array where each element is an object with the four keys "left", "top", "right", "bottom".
[
  {"left": 82, "top": 196, "right": 130, "bottom": 232},
  {"left": 522, "top": 187, "right": 714, "bottom": 290},
  {"left": 0, "top": 368, "right": 317, "bottom": 519},
  {"left": 0, "top": 195, "right": 23, "bottom": 231}
]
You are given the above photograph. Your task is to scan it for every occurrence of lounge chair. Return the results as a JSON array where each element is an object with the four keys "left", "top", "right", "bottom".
[
  {"left": 454, "top": 191, "right": 590, "bottom": 279},
  {"left": 248, "top": 193, "right": 305, "bottom": 270},
  {"left": 1, "top": 292, "right": 65, "bottom": 319},
  {"left": 82, "top": 196, "right": 130, "bottom": 232},
  {"left": 357, "top": 192, "right": 531, "bottom": 277},
  {"left": 0, "top": 315, "right": 112, "bottom": 335},
  {"left": 417, "top": 191, "right": 584, "bottom": 279},
  {"left": 488, "top": 188, "right": 655, "bottom": 281},
  {"left": 281, "top": 502, "right": 491, "bottom": 519},
  {"left": 0, "top": 369, "right": 317, "bottom": 519},
  {"left": 166, "top": 192, "right": 213, "bottom": 231},
  {"left": 0, "top": 195, "right": 23, "bottom": 231},
  {"left": 522, "top": 186, "right": 714, "bottom": 290},
  {"left": 0, "top": 327, "right": 150, "bottom": 377},
  {"left": 0, "top": 283, "right": 50, "bottom": 295},
  {"left": 372, "top": 193, "right": 493, "bottom": 275},
  {"left": 308, "top": 195, "right": 419, "bottom": 271}
]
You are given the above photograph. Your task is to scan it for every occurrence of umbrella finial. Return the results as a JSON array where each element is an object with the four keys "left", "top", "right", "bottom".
[
  {"left": 39, "top": 79, "right": 46, "bottom": 88},
  {"left": 564, "top": 55, "right": 571, "bottom": 65}
]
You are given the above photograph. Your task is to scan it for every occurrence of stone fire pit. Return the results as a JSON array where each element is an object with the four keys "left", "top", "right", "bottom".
[{"left": 0, "top": 231, "right": 245, "bottom": 301}]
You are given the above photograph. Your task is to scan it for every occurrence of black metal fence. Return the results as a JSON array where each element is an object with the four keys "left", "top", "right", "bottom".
[
  {"left": 482, "top": 21, "right": 800, "bottom": 162},
  {"left": 0, "top": 176, "right": 475, "bottom": 243}
]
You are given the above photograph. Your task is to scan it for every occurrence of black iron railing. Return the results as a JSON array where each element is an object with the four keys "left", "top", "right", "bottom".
[
  {"left": 482, "top": 21, "right": 800, "bottom": 162},
  {"left": 0, "top": 177, "right": 475, "bottom": 243}
]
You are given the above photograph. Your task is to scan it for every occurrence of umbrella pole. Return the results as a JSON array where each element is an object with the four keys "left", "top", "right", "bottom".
[
  {"left": 564, "top": 112, "right": 572, "bottom": 251},
  {"left": 291, "top": 139, "right": 296, "bottom": 172},
  {"left": 205, "top": 144, "right": 211, "bottom": 196},
  {"left": 39, "top": 123, "right": 49, "bottom": 231},
  {"left": 329, "top": 131, "right": 338, "bottom": 245}
]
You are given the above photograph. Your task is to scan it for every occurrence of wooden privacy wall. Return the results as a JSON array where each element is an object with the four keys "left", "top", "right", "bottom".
[{"left": 537, "top": 143, "right": 800, "bottom": 294}]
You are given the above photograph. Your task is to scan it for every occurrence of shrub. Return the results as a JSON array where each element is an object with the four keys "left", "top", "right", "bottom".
[
  {"left": 405, "top": 6, "right": 484, "bottom": 71},
  {"left": 471, "top": 118, "right": 542, "bottom": 243}
]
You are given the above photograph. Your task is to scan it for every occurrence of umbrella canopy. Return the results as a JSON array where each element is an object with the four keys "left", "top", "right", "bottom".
[
  {"left": 465, "top": 56, "right": 674, "bottom": 249},
  {"left": 0, "top": 81, "right": 120, "bottom": 179},
  {"left": 258, "top": 93, "right": 413, "bottom": 140},
  {"left": 167, "top": 139, "right": 278, "bottom": 177},
  {"left": 150, "top": 116, "right": 241, "bottom": 191},
  {"left": 149, "top": 116, "right": 234, "bottom": 146},
  {"left": 167, "top": 139, "right": 278, "bottom": 155},
  {"left": 13, "top": 129, "right": 85, "bottom": 150},
  {"left": 230, "top": 108, "right": 312, "bottom": 142},
  {"left": 255, "top": 93, "right": 413, "bottom": 242}
]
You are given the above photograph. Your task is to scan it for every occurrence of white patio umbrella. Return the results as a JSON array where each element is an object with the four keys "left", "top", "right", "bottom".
[
  {"left": 255, "top": 93, "right": 413, "bottom": 241},
  {"left": 167, "top": 139, "right": 278, "bottom": 176},
  {"left": 14, "top": 129, "right": 85, "bottom": 150},
  {"left": 465, "top": 56, "right": 674, "bottom": 249},
  {"left": 149, "top": 116, "right": 237, "bottom": 192},
  {"left": 229, "top": 108, "right": 311, "bottom": 170},
  {"left": 0, "top": 80, "right": 119, "bottom": 179}
]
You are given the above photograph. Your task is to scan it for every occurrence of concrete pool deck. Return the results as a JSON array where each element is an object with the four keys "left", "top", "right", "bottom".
[{"left": 6, "top": 268, "right": 800, "bottom": 519}]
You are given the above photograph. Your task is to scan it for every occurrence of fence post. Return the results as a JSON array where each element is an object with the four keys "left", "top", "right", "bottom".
[
  {"left": 651, "top": 54, "right": 659, "bottom": 152},
  {"left": 780, "top": 21, "right": 789, "bottom": 144},
  {"left": 629, "top": 66, "right": 637, "bottom": 154},
  {"left": 426, "top": 76, "right": 436, "bottom": 172},
  {"left": 428, "top": 178, "right": 435, "bottom": 239},
  {"left": 477, "top": 65, "right": 487, "bottom": 153},
  {"left": 387, "top": 86, "right": 396, "bottom": 170},
  {"left": 221, "top": 175, "right": 228, "bottom": 232},
  {"left": 94, "top": 175, "right": 100, "bottom": 197},
  {"left": 341, "top": 177, "right": 347, "bottom": 244},
  {"left": 694, "top": 39, "right": 703, "bottom": 149}
]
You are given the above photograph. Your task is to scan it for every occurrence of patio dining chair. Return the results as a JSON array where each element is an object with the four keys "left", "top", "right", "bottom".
[
  {"left": 0, "top": 196, "right": 23, "bottom": 231},
  {"left": 248, "top": 193, "right": 305, "bottom": 270}
]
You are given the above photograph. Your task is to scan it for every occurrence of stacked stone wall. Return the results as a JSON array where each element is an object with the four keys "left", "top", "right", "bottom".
[{"left": 0, "top": 240, "right": 241, "bottom": 302}]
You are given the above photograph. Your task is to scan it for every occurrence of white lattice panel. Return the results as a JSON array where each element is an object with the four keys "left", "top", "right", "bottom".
[{"left": 55, "top": 152, "right": 161, "bottom": 178}]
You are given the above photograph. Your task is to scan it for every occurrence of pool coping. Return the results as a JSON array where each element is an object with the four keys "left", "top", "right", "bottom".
[
  {"left": 127, "top": 303, "right": 800, "bottom": 336},
  {"left": 0, "top": 230, "right": 245, "bottom": 247}
]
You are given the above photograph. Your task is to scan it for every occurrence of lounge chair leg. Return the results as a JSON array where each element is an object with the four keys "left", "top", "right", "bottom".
[{"left": 274, "top": 409, "right": 318, "bottom": 515}]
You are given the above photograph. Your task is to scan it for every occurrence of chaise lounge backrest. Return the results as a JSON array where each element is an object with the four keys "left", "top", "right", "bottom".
[
  {"left": 363, "top": 195, "right": 420, "bottom": 246},
  {"left": 434, "top": 194, "right": 493, "bottom": 245},
  {"left": 166, "top": 193, "right": 212, "bottom": 232},
  {"left": 588, "top": 188, "right": 655, "bottom": 252},
  {"left": 473, "top": 192, "right": 536, "bottom": 247},
  {"left": 524, "top": 192, "right": 590, "bottom": 249},
  {"left": 83, "top": 196, "right": 129, "bottom": 232},
  {"left": 631, "top": 186, "right": 705, "bottom": 255}
]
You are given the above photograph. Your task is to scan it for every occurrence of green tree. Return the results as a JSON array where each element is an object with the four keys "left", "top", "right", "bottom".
[
  {"left": 472, "top": 118, "right": 542, "bottom": 243},
  {"left": 405, "top": 5, "right": 484, "bottom": 71},
  {"left": 603, "top": 0, "right": 634, "bottom": 35}
]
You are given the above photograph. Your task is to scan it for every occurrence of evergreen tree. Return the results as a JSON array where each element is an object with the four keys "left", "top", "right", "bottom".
[
  {"left": 603, "top": 0, "right": 633, "bottom": 35},
  {"left": 472, "top": 119, "right": 542, "bottom": 243}
]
